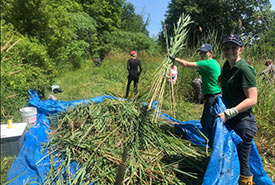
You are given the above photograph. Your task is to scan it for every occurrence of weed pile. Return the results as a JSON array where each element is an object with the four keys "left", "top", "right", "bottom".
[{"left": 44, "top": 99, "right": 206, "bottom": 184}]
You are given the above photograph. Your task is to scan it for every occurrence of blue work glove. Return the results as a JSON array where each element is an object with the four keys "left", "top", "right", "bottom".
[{"left": 168, "top": 54, "right": 175, "bottom": 61}]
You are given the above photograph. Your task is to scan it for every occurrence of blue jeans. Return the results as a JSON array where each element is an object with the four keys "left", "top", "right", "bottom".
[{"left": 226, "top": 112, "right": 257, "bottom": 176}]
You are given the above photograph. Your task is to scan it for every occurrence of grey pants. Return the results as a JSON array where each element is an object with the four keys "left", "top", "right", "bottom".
[{"left": 192, "top": 78, "right": 202, "bottom": 104}]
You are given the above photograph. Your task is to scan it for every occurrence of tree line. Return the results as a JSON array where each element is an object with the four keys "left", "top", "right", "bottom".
[
  {"left": 160, "top": 0, "right": 275, "bottom": 58},
  {"left": 1, "top": 0, "right": 159, "bottom": 119}
]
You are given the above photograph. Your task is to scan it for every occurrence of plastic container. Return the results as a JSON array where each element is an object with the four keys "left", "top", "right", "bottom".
[
  {"left": 8, "top": 119, "right": 13, "bottom": 128},
  {"left": 1, "top": 122, "right": 27, "bottom": 156},
  {"left": 20, "top": 107, "right": 37, "bottom": 126}
]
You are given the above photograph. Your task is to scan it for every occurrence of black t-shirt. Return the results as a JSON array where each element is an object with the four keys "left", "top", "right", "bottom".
[{"left": 127, "top": 58, "right": 142, "bottom": 78}]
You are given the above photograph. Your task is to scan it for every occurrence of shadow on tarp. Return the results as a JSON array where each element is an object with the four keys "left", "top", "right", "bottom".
[{"left": 7, "top": 90, "right": 273, "bottom": 185}]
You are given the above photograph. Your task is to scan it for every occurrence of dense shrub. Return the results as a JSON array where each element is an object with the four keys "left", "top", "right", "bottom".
[
  {"left": 1, "top": 21, "right": 56, "bottom": 121},
  {"left": 70, "top": 12, "right": 99, "bottom": 58},
  {"left": 65, "top": 40, "right": 89, "bottom": 69}
]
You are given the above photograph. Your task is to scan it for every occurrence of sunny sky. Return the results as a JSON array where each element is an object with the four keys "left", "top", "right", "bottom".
[{"left": 127, "top": 0, "right": 275, "bottom": 38}]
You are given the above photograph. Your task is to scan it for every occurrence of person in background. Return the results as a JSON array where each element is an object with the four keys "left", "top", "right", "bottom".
[
  {"left": 218, "top": 34, "right": 257, "bottom": 185},
  {"left": 192, "top": 75, "right": 202, "bottom": 104},
  {"left": 257, "top": 59, "right": 275, "bottom": 81},
  {"left": 125, "top": 51, "right": 142, "bottom": 98},
  {"left": 166, "top": 61, "right": 178, "bottom": 95},
  {"left": 169, "top": 43, "right": 221, "bottom": 132}
]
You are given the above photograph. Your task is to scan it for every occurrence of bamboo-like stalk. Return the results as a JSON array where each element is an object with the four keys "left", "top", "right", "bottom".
[{"left": 148, "top": 13, "right": 193, "bottom": 122}]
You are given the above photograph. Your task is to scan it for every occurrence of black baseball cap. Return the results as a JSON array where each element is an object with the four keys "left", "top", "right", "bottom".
[
  {"left": 197, "top": 43, "right": 213, "bottom": 52},
  {"left": 222, "top": 34, "right": 243, "bottom": 46}
]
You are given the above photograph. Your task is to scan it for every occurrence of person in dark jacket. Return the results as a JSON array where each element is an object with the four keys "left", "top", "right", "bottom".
[{"left": 125, "top": 51, "right": 142, "bottom": 98}]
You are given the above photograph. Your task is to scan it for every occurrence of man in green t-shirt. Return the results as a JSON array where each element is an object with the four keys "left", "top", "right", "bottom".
[{"left": 169, "top": 43, "right": 221, "bottom": 133}]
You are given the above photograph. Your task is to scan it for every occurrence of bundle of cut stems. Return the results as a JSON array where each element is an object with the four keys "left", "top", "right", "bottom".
[
  {"left": 43, "top": 99, "right": 205, "bottom": 184},
  {"left": 148, "top": 13, "right": 193, "bottom": 121}
]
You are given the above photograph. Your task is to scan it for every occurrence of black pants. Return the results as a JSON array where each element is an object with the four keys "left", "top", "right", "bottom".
[
  {"left": 125, "top": 77, "right": 138, "bottom": 98},
  {"left": 226, "top": 112, "right": 257, "bottom": 176}
]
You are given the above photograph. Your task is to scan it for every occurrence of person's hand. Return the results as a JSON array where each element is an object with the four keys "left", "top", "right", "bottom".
[
  {"left": 168, "top": 54, "right": 175, "bottom": 61},
  {"left": 217, "top": 112, "right": 226, "bottom": 123},
  {"left": 257, "top": 72, "right": 264, "bottom": 76},
  {"left": 217, "top": 108, "right": 238, "bottom": 123}
]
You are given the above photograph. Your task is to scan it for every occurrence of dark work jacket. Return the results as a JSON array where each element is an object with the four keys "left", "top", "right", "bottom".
[{"left": 127, "top": 58, "right": 142, "bottom": 79}]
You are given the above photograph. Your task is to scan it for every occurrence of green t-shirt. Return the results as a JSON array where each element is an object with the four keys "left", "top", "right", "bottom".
[
  {"left": 196, "top": 59, "right": 221, "bottom": 95},
  {"left": 220, "top": 59, "right": 256, "bottom": 109}
]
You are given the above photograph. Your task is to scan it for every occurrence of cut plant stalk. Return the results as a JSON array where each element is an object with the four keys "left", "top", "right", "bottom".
[
  {"left": 147, "top": 13, "right": 193, "bottom": 122},
  {"left": 43, "top": 99, "right": 206, "bottom": 184}
]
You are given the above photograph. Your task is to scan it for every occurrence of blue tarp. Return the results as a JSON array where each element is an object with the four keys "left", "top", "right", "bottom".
[{"left": 7, "top": 91, "right": 273, "bottom": 185}]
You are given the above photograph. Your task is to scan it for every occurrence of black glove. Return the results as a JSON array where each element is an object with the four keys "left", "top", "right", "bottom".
[
  {"left": 257, "top": 72, "right": 264, "bottom": 76},
  {"left": 168, "top": 54, "right": 175, "bottom": 61}
]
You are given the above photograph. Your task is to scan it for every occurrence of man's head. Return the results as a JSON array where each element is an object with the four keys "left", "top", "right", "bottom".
[
  {"left": 197, "top": 43, "right": 213, "bottom": 60},
  {"left": 130, "top": 50, "right": 137, "bottom": 57}
]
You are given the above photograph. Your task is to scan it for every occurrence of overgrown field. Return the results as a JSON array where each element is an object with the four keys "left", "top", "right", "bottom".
[{"left": 1, "top": 52, "right": 274, "bottom": 183}]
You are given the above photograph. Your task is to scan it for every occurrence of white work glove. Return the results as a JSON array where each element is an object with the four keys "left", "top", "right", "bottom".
[{"left": 224, "top": 108, "right": 239, "bottom": 119}]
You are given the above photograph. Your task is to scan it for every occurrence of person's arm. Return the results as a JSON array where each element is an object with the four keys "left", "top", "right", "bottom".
[
  {"left": 174, "top": 58, "right": 199, "bottom": 69},
  {"left": 258, "top": 65, "right": 272, "bottom": 75},
  {"left": 127, "top": 60, "right": 130, "bottom": 71},
  {"left": 262, "top": 65, "right": 272, "bottom": 74},
  {"left": 138, "top": 60, "right": 142, "bottom": 75},
  {"left": 218, "top": 87, "right": 257, "bottom": 123}
]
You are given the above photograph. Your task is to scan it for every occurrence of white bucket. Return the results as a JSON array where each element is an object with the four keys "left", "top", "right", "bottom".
[{"left": 20, "top": 107, "right": 37, "bottom": 126}]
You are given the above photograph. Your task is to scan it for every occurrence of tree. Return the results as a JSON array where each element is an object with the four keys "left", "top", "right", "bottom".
[
  {"left": 162, "top": 0, "right": 272, "bottom": 47},
  {"left": 2, "top": 0, "right": 75, "bottom": 61},
  {"left": 120, "top": 2, "right": 150, "bottom": 35},
  {"left": 70, "top": 12, "right": 99, "bottom": 58},
  {"left": 77, "top": 0, "right": 124, "bottom": 32}
]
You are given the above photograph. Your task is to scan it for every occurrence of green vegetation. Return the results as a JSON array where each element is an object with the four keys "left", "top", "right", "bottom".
[{"left": 1, "top": 0, "right": 274, "bottom": 183}]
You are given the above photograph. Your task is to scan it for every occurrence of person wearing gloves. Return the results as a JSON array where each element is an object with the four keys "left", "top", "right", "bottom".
[
  {"left": 169, "top": 43, "right": 221, "bottom": 132},
  {"left": 217, "top": 34, "right": 258, "bottom": 185},
  {"left": 125, "top": 50, "right": 142, "bottom": 98}
]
